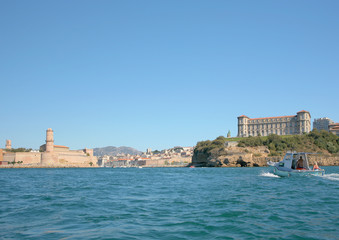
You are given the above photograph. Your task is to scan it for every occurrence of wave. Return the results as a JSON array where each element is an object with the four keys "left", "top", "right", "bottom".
[
  {"left": 259, "top": 171, "right": 280, "bottom": 178},
  {"left": 321, "top": 173, "right": 339, "bottom": 181}
]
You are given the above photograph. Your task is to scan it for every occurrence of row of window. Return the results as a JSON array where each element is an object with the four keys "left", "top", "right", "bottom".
[
  {"left": 246, "top": 118, "right": 293, "bottom": 124},
  {"left": 240, "top": 124, "right": 295, "bottom": 130},
  {"left": 247, "top": 129, "right": 295, "bottom": 136},
  {"left": 242, "top": 127, "right": 310, "bottom": 136}
]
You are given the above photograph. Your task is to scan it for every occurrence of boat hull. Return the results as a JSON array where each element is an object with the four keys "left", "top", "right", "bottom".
[{"left": 272, "top": 167, "right": 325, "bottom": 177}]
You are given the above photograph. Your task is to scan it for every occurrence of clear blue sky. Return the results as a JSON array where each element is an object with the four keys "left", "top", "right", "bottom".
[{"left": 1, "top": 0, "right": 338, "bottom": 151}]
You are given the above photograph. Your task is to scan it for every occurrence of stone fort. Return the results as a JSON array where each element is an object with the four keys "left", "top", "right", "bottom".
[
  {"left": 2, "top": 128, "right": 97, "bottom": 167},
  {"left": 237, "top": 110, "right": 311, "bottom": 137}
]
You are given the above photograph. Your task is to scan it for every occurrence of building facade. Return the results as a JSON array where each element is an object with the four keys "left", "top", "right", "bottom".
[
  {"left": 313, "top": 117, "right": 334, "bottom": 131},
  {"left": 329, "top": 123, "right": 339, "bottom": 136},
  {"left": 237, "top": 110, "right": 311, "bottom": 137}
]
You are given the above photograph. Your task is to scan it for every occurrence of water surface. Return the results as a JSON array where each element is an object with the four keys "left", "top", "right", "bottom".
[{"left": 1, "top": 167, "right": 338, "bottom": 239}]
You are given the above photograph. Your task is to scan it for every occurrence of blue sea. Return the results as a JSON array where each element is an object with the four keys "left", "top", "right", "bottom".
[{"left": 1, "top": 167, "right": 339, "bottom": 240}]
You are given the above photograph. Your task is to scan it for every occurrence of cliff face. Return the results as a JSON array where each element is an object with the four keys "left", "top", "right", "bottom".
[
  {"left": 192, "top": 145, "right": 270, "bottom": 167},
  {"left": 192, "top": 145, "right": 339, "bottom": 167}
]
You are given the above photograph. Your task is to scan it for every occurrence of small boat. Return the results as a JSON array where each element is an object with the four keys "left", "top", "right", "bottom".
[{"left": 267, "top": 152, "right": 325, "bottom": 177}]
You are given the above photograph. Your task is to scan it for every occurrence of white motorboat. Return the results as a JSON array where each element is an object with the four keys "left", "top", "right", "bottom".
[{"left": 267, "top": 152, "right": 325, "bottom": 177}]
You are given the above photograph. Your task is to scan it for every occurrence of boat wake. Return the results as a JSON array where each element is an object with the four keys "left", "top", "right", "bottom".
[
  {"left": 320, "top": 173, "right": 339, "bottom": 181},
  {"left": 259, "top": 171, "right": 280, "bottom": 178}
]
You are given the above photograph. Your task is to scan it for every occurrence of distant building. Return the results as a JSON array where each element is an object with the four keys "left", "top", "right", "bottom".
[
  {"left": 146, "top": 148, "right": 152, "bottom": 155},
  {"left": 5, "top": 140, "right": 11, "bottom": 150},
  {"left": 313, "top": 117, "right": 334, "bottom": 131},
  {"left": 329, "top": 123, "right": 339, "bottom": 136},
  {"left": 237, "top": 110, "right": 311, "bottom": 137},
  {"left": 3, "top": 128, "right": 97, "bottom": 166}
]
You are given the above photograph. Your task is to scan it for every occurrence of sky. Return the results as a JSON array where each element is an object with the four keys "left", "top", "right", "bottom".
[{"left": 1, "top": 0, "right": 339, "bottom": 151}]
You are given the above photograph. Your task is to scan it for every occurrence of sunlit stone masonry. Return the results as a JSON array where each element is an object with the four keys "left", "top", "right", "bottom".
[{"left": 237, "top": 110, "right": 311, "bottom": 137}]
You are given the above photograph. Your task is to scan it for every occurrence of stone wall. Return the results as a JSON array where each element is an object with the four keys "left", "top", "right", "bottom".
[
  {"left": 4, "top": 152, "right": 41, "bottom": 164},
  {"left": 0, "top": 149, "right": 3, "bottom": 162},
  {"left": 41, "top": 152, "right": 58, "bottom": 165},
  {"left": 1, "top": 150, "right": 98, "bottom": 167},
  {"left": 57, "top": 152, "right": 96, "bottom": 165},
  {"left": 144, "top": 159, "right": 166, "bottom": 166}
]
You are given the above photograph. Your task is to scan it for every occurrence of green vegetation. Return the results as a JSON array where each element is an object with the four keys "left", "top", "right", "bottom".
[
  {"left": 238, "top": 130, "right": 339, "bottom": 156},
  {"left": 194, "top": 130, "right": 339, "bottom": 157},
  {"left": 6, "top": 148, "right": 32, "bottom": 153},
  {"left": 194, "top": 136, "right": 228, "bottom": 155},
  {"left": 173, "top": 147, "right": 184, "bottom": 152},
  {"left": 8, "top": 161, "right": 23, "bottom": 165}
]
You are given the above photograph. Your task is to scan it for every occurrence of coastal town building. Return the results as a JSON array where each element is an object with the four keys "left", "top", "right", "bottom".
[
  {"left": 237, "top": 110, "right": 311, "bottom": 137},
  {"left": 2, "top": 128, "right": 97, "bottom": 167},
  {"left": 329, "top": 123, "right": 339, "bottom": 136},
  {"left": 146, "top": 148, "right": 152, "bottom": 155},
  {"left": 99, "top": 146, "right": 193, "bottom": 167},
  {"left": 313, "top": 117, "right": 334, "bottom": 131}
]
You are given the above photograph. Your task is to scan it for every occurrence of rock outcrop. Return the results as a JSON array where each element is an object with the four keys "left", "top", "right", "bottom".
[{"left": 192, "top": 144, "right": 339, "bottom": 167}]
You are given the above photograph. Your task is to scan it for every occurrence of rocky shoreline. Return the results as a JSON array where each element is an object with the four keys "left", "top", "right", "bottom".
[{"left": 192, "top": 145, "right": 339, "bottom": 167}]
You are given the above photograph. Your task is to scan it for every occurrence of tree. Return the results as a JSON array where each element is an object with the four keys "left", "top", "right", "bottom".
[
  {"left": 153, "top": 150, "right": 161, "bottom": 154},
  {"left": 227, "top": 130, "right": 231, "bottom": 138},
  {"left": 7, "top": 148, "right": 32, "bottom": 153}
]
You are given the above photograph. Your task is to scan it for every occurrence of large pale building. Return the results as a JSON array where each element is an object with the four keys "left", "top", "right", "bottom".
[
  {"left": 237, "top": 110, "right": 311, "bottom": 137},
  {"left": 313, "top": 117, "right": 334, "bottom": 131},
  {"left": 329, "top": 123, "right": 339, "bottom": 136}
]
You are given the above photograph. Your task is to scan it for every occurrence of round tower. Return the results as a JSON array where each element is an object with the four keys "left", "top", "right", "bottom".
[
  {"left": 237, "top": 115, "right": 249, "bottom": 137},
  {"left": 5, "top": 140, "right": 12, "bottom": 150},
  {"left": 297, "top": 110, "right": 311, "bottom": 134},
  {"left": 46, "top": 128, "right": 54, "bottom": 152}
]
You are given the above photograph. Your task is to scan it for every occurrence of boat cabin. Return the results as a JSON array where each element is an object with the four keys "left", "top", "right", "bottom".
[{"left": 279, "top": 152, "right": 310, "bottom": 170}]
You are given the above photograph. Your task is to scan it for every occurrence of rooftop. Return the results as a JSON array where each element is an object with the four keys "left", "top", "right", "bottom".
[
  {"left": 250, "top": 115, "right": 297, "bottom": 120},
  {"left": 54, "top": 145, "right": 69, "bottom": 148}
]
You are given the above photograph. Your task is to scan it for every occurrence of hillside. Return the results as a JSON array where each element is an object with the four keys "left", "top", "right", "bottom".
[
  {"left": 93, "top": 146, "right": 142, "bottom": 156},
  {"left": 192, "top": 130, "right": 339, "bottom": 167}
]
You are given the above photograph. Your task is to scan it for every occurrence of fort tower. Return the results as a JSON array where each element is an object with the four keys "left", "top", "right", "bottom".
[
  {"left": 46, "top": 128, "right": 54, "bottom": 152},
  {"left": 5, "top": 140, "right": 12, "bottom": 150}
]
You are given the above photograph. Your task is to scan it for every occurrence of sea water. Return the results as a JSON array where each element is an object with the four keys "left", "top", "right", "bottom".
[{"left": 0, "top": 167, "right": 338, "bottom": 239}]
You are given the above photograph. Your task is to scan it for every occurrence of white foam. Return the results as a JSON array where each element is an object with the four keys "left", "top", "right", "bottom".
[
  {"left": 321, "top": 173, "right": 339, "bottom": 181},
  {"left": 260, "top": 171, "right": 280, "bottom": 178}
]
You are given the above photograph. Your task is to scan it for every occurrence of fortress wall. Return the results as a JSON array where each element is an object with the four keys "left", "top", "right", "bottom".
[
  {"left": 84, "top": 149, "right": 94, "bottom": 157},
  {"left": 0, "top": 149, "right": 3, "bottom": 162},
  {"left": 54, "top": 148, "right": 70, "bottom": 152},
  {"left": 57, "top": 153, "right": 94, "bottom": 164},
  {"left": 3, "top": 153, "right": 15, "bottom": 162},
  {"left": 4, "top": 152, "right": 42, "bottom": 164},
  {"left": 144, "top": 159, "right": 166, "bottom": 166},
  {"left": 70, "top": 150, "right": 87, "bottom": 154},
  {"left": 170, "top": 156, "right": 191, "bottom": 164}
]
